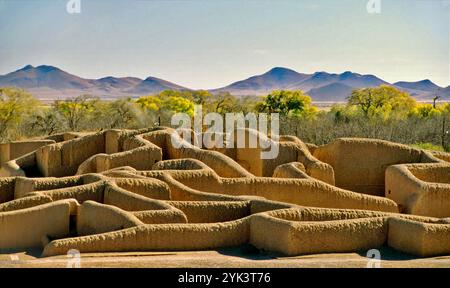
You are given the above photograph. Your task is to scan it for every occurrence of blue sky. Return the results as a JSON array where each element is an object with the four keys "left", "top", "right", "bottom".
[{"left": 0, "top": 0, "right": 449, "bottom": 89}]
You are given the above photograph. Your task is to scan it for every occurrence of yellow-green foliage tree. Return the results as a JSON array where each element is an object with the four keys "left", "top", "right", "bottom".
[
  {"left": 136, "top": 92, "right": 195, "bottom": 117},
  {"left": 348, "top": 85, "right": 416, "bottom": 120},
  {"left": 136, "top": 95, "right": 161, "bottom": 111},
  {"left": 191, "top": 90, "right": 213, "bottom": 106},
  {"left": 163, "top": 96, "right": 195, "bottom": 116},
  {"left": 30, "top": 109, "right": 62, "bottom": 136},
  {"left": 330, "top": 104, "right": 360, "bottom": 123},
  {"left": 154, "top": 90, "right": 212, "bottom": 106},
  {"left": 53, "top": 95, "right": 98, "bottom": 131},
  {"left": 256, "top": 90, "right": 317, "bottom": 118},
  {"left": 93, "top": 98, "right": 139, "bottom": 129},
  {"left": 213, "top": 92, "right": 239, "bottom": 114},
  {"left": 0, "top": 87, "right": 40, "bottom": 141},
  {"left": 409, "top": 102, "right": 450, "bottom": 119}
]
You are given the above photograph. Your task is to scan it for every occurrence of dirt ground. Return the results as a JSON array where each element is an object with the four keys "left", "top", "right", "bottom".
[{"left": 0, "top": 246, "right": 449, "bottom": 268}]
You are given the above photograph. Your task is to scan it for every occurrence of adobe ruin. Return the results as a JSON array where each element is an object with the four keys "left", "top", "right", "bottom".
[{"left": 0, "top": 127, "right": 449, "bottom": 258}]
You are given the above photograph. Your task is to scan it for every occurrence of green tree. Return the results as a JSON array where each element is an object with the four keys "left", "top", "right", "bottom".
[
  {"left": 348, "top": 85, "right": 416, "bottom": 119},
  {"left": 157, "top": 90, "right": 193, "bottom": 100},
  {"left": 53, "top": 95, "right": 98, "bottom": 131},
  {"left": 0, "top": 87, "right": 39, "bottom": 141},
  {"left": 162, "top": 96, "right": 195, "bottom": 116},
  {"left": 410, "top": 103, "right": 442, "bottom": 118},
  {"left": 235, "top": 96, "right": 260, "bottom": 114},
  {"left": 135, "top": 94, "right": 195, "bottom": 122},
  {"left": 89, "top": 98, "right": 139, "bottom": 129},
  {"left": 330, "top": 104, "right": 359, "bottom": 123},
  {"left": 256, "top": 90, "right": 317, "bottom": 118},
  {"left": 106, "top": 98, "right": 138, "bottom": 128},
  {"left": 211, "top": 92, "right": 238, "bottom": 114},
  {"left": 191, "top": 90, "right": 213, "bottom": 105},
  {"left": 136, "top": 95, "right": 162, "bottom": 111},
  {"left": 30, "top": 109, "right": 63, "bottom": 135}
]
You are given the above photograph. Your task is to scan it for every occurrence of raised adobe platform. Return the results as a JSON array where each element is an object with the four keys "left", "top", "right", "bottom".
[{"left": 0, "top": 127, "right": 450, "bottom": 261}]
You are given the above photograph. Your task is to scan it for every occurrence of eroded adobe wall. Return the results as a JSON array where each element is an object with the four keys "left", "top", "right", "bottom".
[
  {"left": 408, "top": 164, "right": 450, "bottom": 184},
  {"left": 36, "top": 133, "right": 106, "bottom": 177},
  {"left": 1, "top": 128, "right": 450, "bottom": 259},
  {"left": 0, "top": 177, "right": 15, "bottom": 204},
  {"left": 0, "top": 200, "right": 74, "bottom": 250},
  {"left": 167, "top": 201, "right": 251, "bottom": 223},
  {"left": 429, "top": 151, "right": 450, "bottom": 163},
  {"left": 313, "top": 138, "right": 432, "bottom": 196},
  {"left": 77, "top": 201, "right": 143, "bottom": 236},
  {"left": 0, "top": 140, "right": 55, "bottom": 163},
  {"left": 76, "top": 131, "right": 163, "bottom": 174},
  {"left": 0, "top": 195, "right": 53, "bottom": 212},
  {"left": 208, "top": 129, "right": 335, "bottom": 184},
  {"left": 42, "top": 218, "right": 250, "bottom": 256},
  {"left": 386, "top": 163, "right": 450, "bottom": 217},
  {"left": 251, "top": 214, "right": 387, "bottom": 256},
  {"left": 113, "top": 178, "right": 171, "bottom": 200},
  {"left": 35, "top": 181, "right": 106, "bottom": 203},
  {"left": 14, "top": 175, "right": 85, "bottom": 199},
  {"left": 273, "top": 162, "right": 309, "bottom": 179},
  {"left": 170, "top": 175, "right": 399, "bottom": 213},
  {"left": 159, "top": 131, "right": 253, "bottom": 178},
  {"left": 388, "top": 218, "right": 450, "bottom": 257}
]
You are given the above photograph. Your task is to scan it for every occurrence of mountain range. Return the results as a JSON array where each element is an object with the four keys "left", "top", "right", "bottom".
[
  {"left": 0, "top": 65, "right": 448, "bottom": 101},
  {"left": 0, "top": 65, "right": 187, "bottom": 100},
  {"left": 211, "top": 67, "right": 449, "bottom": 101}
]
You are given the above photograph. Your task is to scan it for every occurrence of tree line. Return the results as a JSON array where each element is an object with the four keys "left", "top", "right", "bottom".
[{"left": 0, "top": 85, "right": 449, "bottom": 151}]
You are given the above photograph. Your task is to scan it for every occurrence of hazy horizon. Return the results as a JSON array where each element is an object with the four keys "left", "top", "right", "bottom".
[{"left": 0, "top": 0, "right": 449, "bottom": 89}]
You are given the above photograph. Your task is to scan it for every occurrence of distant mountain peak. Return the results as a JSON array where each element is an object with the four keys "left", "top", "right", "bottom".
[
  {"left": 311, "top": 71, "right": 332, "bottom": 79},
  {"left": 144, "top": 76, "right": 157, "bottom": 81},
  {"left": 0, "top": 64, "right": 447, "bottom": 100},
  {"left": 98, "top": 76, "right": 116, "bottom": 81},
  {"left": 214, "top": 68, "right": 390, "bottom": 98},
  {"left": 15, "top": 65, "right": 60, "bottom": 73},
  {"left": 394, "top": 79, "right": 441, "bottom": 92},
  {"left": 0, "top": 64, "right": 188, "bottom": 99},
  {"left": 313, "top": 71, "right": 330, "bottom": 76},
  {"left": 261, "top": 67, "right": 306, "bottom": 81},
  {"left": 339, "top": 71, "right": 355, "bottom": 79},
  {"left": 35, "top": 65, "right": 59, "bottom": 72},
  {"left": 267, "top": 67, "right": 297, "bottom": 74},
  {"left": 142, "top": 76, "right": 168, "bottom": 83},
  {"left": 16, "top": 65, "right": 35, "bottom": 72}
]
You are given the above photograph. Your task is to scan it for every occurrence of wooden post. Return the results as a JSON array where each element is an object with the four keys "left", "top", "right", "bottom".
[{"left": 442, "top": 115, "right": 446, "bottom": 149}]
